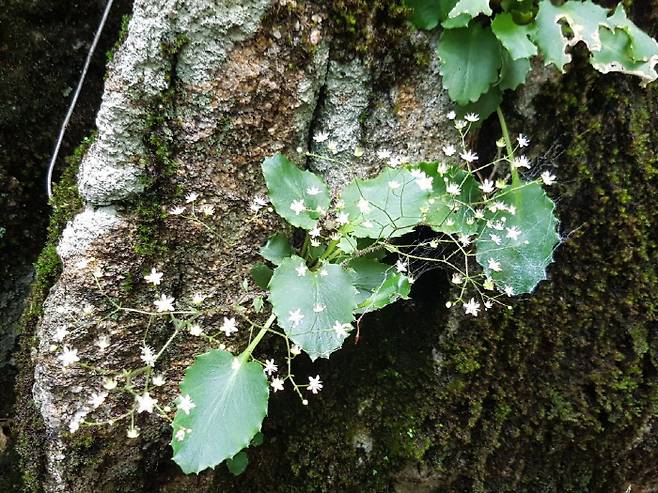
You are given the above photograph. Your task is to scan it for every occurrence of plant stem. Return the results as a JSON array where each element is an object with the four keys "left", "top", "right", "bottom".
[
  {"left": 240, "top": 313, "right": 276, "bottom": 363},
  {"left": 496, "top": 106, "right": 520, "bottom": 187}
]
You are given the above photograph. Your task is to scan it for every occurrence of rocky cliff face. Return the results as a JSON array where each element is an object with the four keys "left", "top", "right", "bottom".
[{"left": 8, "top": 1, "right": 658, "bottom": 492}]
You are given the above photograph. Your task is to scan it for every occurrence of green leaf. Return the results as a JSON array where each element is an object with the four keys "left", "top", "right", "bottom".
[
  {"left": 262, "top": 154, "right": 331, "bottom": 230},
  {"left": 532, "top": 0, "right": 609, "bottom": 72},
  {"left": 250, "top": 431, "right": 264, "bottom": 447},
  {"left": 260, "top": 233, "right": 294, "bottom": 265},
  {"left": 226, "top": 450, "right": 249, "bottom": 476},
  {"left": 341, "top": 168, "right": 429, "bottom": 239},
  {"left": 447, "top": 0, "right": 491, "bottom": 21},
  {"left": 405, "top": 0, "right": 443, "bottom": 30},
  {"left": 171, "top": 350, "right": 269, "bottom": 474},
  {"left": 455, "top": 85, "right": 503, "bottom": 122},
  {"left": 251, "top": 263, "right": 273, "bottom": 290},
  {"left": 269, "top": 256, "right": 357, "bottom": 360},
  {"left": 441, "top": 13, "right": 472, "bottom": 29},
  {"left": 348, "top": 258, "right": 411, "bottom": 313},
  {"left": 498, "top": 50, "right": 531, "bottom": 91},
  {"left": 491, "top": 13, "right": 538, "bottom": 60},
  {"left": 606, "top": 5, "right": 658, "bottom": 64},
  {"left": 437, "top": 24, "right": 503, "bottom": 104},
  {"left": 475, "top": 182, "right": 560, "bottom": 294},
  {"left": 417, "top": 162, "right": 482, "bottom": 236}
]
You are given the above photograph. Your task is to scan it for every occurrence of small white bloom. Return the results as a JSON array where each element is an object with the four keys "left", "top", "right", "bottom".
[
  {"left": 96, "top": 335, "right": 110, "bottom": 351},
  {"left": 496, "top": 179, "right": 508, "bottom": 189},
  {"left": 541, "top": 171, "right": 556, "bottom": 186},
  {"left": 144, "top": 268, "right": 163, "bottom": 285},
  {"left": 169, "top": 206, "right": 185, "bottom": 215},
  {"left": 188, "top": 323, "right": 203, "bottom": 336},
  {"left": 295, "top": 263, "right": 307, "bottom": 277},
  {"left": 313, "top": 131, "right": 329, "bottom": 143},
  {"left": 490, "top": 234, "right": 502, "bottom": 246},
  {"left": 488, "top": 258, "right": 502, "bottom": 272},
  {"left": 185, "top": 192, "right": 199, "bottom": 203},
  {"left": 220, "top": 317, "right": 238, "bottom": 336},
  {"left": 333, "top": 321, "right": 350, "bottom": 337},
  {"left": 512, "top": 155, "right": 531, "bottom": 169},
  {"left": 505, "top": 226, "right": 521, "bottom": 241},
  {"left": 327, "top": 141, "right": 338, "bottom": 154},
  {"left": 474, "top": 208, "right": 485, "bottom": 219},
  {"left": 310, "top": 239, "right": 321, "bottom": 247},
  {"left": 306, "top": 186, "right": 321, "bottom": 196},
  {"left": 89, "top": 391, "right": 108, "bottom": 409},
  {"left": 354, "top": 146, "right": 365, "bottom": 157},
  {"left": 376, "top": 149, "right": 391, "bottom": 160},
  {"left": 102, "top": 378, "right": 118, "bottom": 390},
  {"left": 483, "top": 277, "right": 495, "bottom": 291},
  {"left": 479, "top": 179, "right": 495, "bottom": 194},
  {"left": 484, "top": 300, "right": 493, "bottom": 309},
  {"left": 264, "top": 359, "right": 278, "bottom": 375},
  {"left": 177, "top": 394, "right": 196, "bottom": 415},
  {"left": 250, "top": 196, "right": 268, "bottom": 213},
  {"left": 199, "top": 204, "right": 215, "bottom": 216},
  {"left": 504, "top": 285, "right": 515, "bottom": 297},
  {"left": 458, "top": 234, "right": 471, "bottom": 247},
  {"left": 455, "top": 120, "right": 467, "bottom": 130},
  {"left": 446, "top": 182, "right": 461, "bottom": 196},
  {"left": 154, "top": 294, "right": 175, "bottom": 312},
  {"left": 446, "top": 110, "right": 456, "bottom": 120},
  {"left": 395, "top": 259, "right": 407, "bottom": 273},
  {"left": 460, "top": 150, "right": 478, "bottom": 163},
  {"left": 313, "top": 303, "right": 326, "bottom": 313},
  {"left": 290, "top": 199, "right": 305, "bottom": 215},
  {"left": 53, "top": 326, "right": 69, "bottom": 343},
  {"left": 152, "top": 374, "right": 166, "bottom": 386},
  {"left": 463, "top": 298, "right": 481, "bottom": 317},
  {"left": 191, "top": 293, "right": 206, "bottom": 305},
  {"left": 320, "top": 268, "right": 329, "bottom": 277},
  {"left": 336, "top": 212, "right": 350, "bottom": 225},
  {"left": 291, "top": 344, "right": 302, "bottom": 356},
  {"left": 140, "top": 345, "right": 157, "bottom": 367},
  {"left": 416, "top": 174, "right": 433, "bottom": 191},
  {"left": 442, "top": 144, "right": 456, "bottom": 156},
  {"left": 288, "top": 309, "right": 304, "bottom": 327},
  {"left": 136, "top": 392, "right": 158, "bottom": 414},
  {"left": 127, "top": 427, "right": 140, "bottom": 439},
  {"left": 308, "top": 375, "right": 323, "bottom": 394},
  {"left": 357, "top": 198, "right": 371, "bottom": 214},
  {"left": 271, "top": 377, "right": 285, "bottom": 392},
  {"left": 58, "top": 346, "right": 79, "bottom": 367},
  {"left": 175, "top": 429, "right": 187, "bottom": 441},
  {"left": 517, "top": 134, "right": 530, "bottom": 148},
  {"left": 451, "top": 273, "right": 463, "bottom": 285},
  {"left": 464, "top": 112, "right": 480, "bottom": 123}
]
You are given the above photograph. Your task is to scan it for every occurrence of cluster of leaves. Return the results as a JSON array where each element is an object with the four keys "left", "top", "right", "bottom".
[
  {"left": 169, "top": 152, "right": 560, "bottom": 474},
  {"left": 405, "top": 0, "right": 658, "bottom": 116}
]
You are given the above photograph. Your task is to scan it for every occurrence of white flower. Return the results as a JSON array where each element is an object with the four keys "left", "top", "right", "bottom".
[
  {"left": 504, "top": 285, "right": 515, "bottom": 297},
  {"left": 517, "top": 134, "right": 530, "bottom": 148},
  {"left": 295, "top": 263, "right": 307, "bottom": 277},
  {"left": 541, "top": 171, "right": 556, "bottom": 186},
  {"left": 505, "top": 226, "right": 521, "bottom": 241},
  {"left": 327, "top": 141, "right": 338, "bottom": 154},
  {"left": 310, "top": 239, "right": 321, "bottom": 247},
  {"left": 185, "top": 192, "right": 199, "bottom": 203},
  {"left": 271, "top": 377, "right": 285, "bottom": 392},
  {"left": 357, "top": 198, "right": 371, "bottom": 214},
  {"left": 460, "top": 150, "right": 478, "bottom": 163},
  {"left": 169, "top": 206, "right": 185, "bottom": 215},
  {"left": 446, "top": 110, "right": 456, "bottom": 120},
  {"left": 463, "top": 298, "right": 481, "bottom": 317},
  {"left": 451, "top": 273, "right": 463, "bottom": 285},
  {"left": 250, "top": 196, "right": 268, "bottom": 213},
  {"left": 487, "top": 258, "right": 502, "bottom": 272},
  {"left": 191, "top": 293, "right": 206, "bottom": 305},
  {"left": 446, "top": 182, "right": 461, "bottom": 196},
  {"left": 464, "top": 112, "right": 479, "bottom": 123},
  {"left": 484, "top": 300, "right": 493, "bottom": 309},
  {"left": 152, "top": 374, "right": 166, "bottom": 386},
  {"left": 333, "top": 321, "right": 350, "bottom": 337},
  {"left": 264, "top": 359, "right": 278, "bottom": 375},
  {"left": 308, "top": 375, "right": 323, "bottom": 394},
  {"left": 313, "top": 303, "right": 326, "bottom": 313},
  {"left": 336, "top": 212, "right": 349, "bottom": 225},
  {"left": 58, "top": 346, "right": 80, "bottom": 367},
  {"left": 455, "top": 120, "right": 467, "bottom": 130},
  {"left": 220, "top": 317, "right": 238, "bottom": 336},
  {"left": 188, "top": 323, "right": 203, "bottom": 336},
  {"left": 496, "top": 179, "right": 508, "bottom": 189},
  {"left": 441, "top": 145, "right": 456, "bottom": 159},
  {"left": 140, "top": 345, "right": 157, "bottom": 367},
  {"left": 127, "top": 427, "right": 140, "bottom": 439},
  {"left": 377, "top": 149, "right": 391, "bottom": 160},
  {"left": 474, "top": 208, "right": 485, "bottom": 219},
  {"left": 199, "top": 204, "right": 215, "bottom": 216},
  {"left": 53, "top": 326, "right": 69, "bottom": 343},
  {"left": 177, "top": 394, "right": 196, "bottom": 415},
  {"left": 175, "top": 429, "right": 187, "bottom": 441},
  {"left": 89, "top": 391, "right": 108, "bottom": 409},
  {"left": 102, "top": 378, "right": 117, "bottom": 390},
  {"left": 319, "top": 268, "right": 329, "bottom": 277},
  {"left": 458, "top": 234, "right": 471, "bottom": 247},
  {"left": 154, "top": 294, "right": 175, "bottom": 312},
  {"left": 306, "top": 186, "right": 321, "bottom": 196},
  {"left": 314, "top": 131, "right": 329, "bottom": 143},
  {"left": 483, "top": 277, "right": 495, "bottom": 291},
  {"left": 136, "top": 392, "right": 157, "bottom": 414},
  {"left": 416, "top": 174, "right": 433, "bottom": 191},
  {"left": 388, "top": 180, "right": 400, "bottom": 189},
  {"left": 291, "top": 344, "right": 302, "bottom": 356},
  {"left": 512, "top": 155, "right": 531, "bottom": 169},
  {"left": 290, "top": 199, "right": 305, "bottom": 215},
  {"left": 354, "top": 146, "right": 365, "bottom": 157},
  {"left": 395, "top": 259, "right": 407, "bottom": 273},
  {"left": 96, "top": 335, "right": 111, "bottom": 351},
  {"left": 479, "top": 179, "right": 495, "bottom": 194},
  {"left": 288, "top": 309, "right": 304, "bottom": 327},
  {"left": 309, "top": 226, "right": 321, "bottom": 238},
  {"left": 81, "top": 304, "right": 94, "bottom": 316},
  {"left": 490, "top": 234, "right": 502, "bottom": 246},
  {"left": 144, "top": 268, "right": 163, "bottom": 285}
]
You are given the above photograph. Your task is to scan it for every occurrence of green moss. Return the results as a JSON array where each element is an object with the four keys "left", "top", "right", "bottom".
[{"left": 105, "top": 14, "right": 132, "bottom": 64}]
